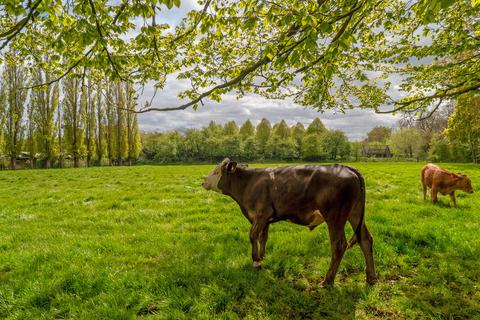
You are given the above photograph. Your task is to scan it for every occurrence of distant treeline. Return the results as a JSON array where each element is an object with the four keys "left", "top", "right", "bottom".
[
  {"left": 0, "top": 63, "right": 142, "bottom": 169},
  {"left": 141, "top": 94, "right": 480, "bottom": 164},
  {"left": 141, "top": 118, "right": 355, "bottom": 163}
]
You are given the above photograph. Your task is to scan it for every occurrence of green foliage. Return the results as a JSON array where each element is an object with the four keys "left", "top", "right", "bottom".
[
  {"left": 31, "top": 69, "right": 60, "bottom": 168},
  {"left": 223, "top": 120, "right": 239, "bottom": 135},
  {"left": 388, "top": 128, "right": 425, "bottom": 159},
  {"left": 273, "top": 120, "right": 291, "bottom": 139},
  {"left": 445, "top": 94, "right": 480, "bottom": 163},
  {"left": 205, "top": 121, "right": 223, "bottom": 138},
  {"left": 2, "top": 61, "right": 28, "bottom": 168},
  {"left": 301, "top": 133, "right": 326, "bottom": 161},
  {"left": 306, "top": 118, "right": 327, "bottom": 135},
  {"left": 322, "top": 130, "right": 351, "bottom": 160},
  {"left": 428, "top": 134, "right": 451, "bottom": 162},
  {"left": 1, "top": 163, "right": 479, "bottom": 318},
  {"left": 255, "top": 118, "right": 271, "bottom": 145},
  {"left": 62, "top": 77, "right": 86, "bottom": 167},
  {"left": 141, "top": 119, "right": 355, "bottom": 163},
  {"left": 366, "top": 126, "right": 392, "bottom": 143},
  {"left": 239, "top": 119, "right": 255, "bottom": 140},
  {"left": 1, "top": 0, "right": 478, "bottom": 115}
]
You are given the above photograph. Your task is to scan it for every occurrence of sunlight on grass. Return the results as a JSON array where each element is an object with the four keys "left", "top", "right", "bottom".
[{"left": 0, "top": 163, "right": 479, "bottom": 319}]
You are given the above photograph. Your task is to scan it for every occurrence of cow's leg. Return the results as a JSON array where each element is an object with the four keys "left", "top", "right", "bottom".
[
  {"left": 422, "top": 180, "right": 427, "bottom": 200},
  {"left": 321, "top": 220, "right": 347, "bottom": 287},
  {"left": 259, "top": 224, "right": 269, "bottom": 260},
  {"left": 431, "top": 185, "right": 438, "bottom": 204},
  {"left": 358, "top": 224, "right": 376, "bottom": 284},
  {"left": 449, "top": 192, "right": 456, "bottom": 207},
  {"left": 348, "top": 213, "right": 376, "bottom": 284},
  {"left": 250, "top": 218, "right": 269, "bottom": 270}
]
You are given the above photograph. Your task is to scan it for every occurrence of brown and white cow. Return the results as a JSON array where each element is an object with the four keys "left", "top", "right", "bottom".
[
  {"left": 421, "top": 163, "right": 474, "bottom": 207},
  {"left": 202, "top": 158, "right": 376, "bottom": 286}
]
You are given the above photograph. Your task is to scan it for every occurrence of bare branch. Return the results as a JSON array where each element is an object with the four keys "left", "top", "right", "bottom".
[
  {"left": 377, "top": 82, "right": 480, "bottom": 114},
  {"left": 135, "top": 56, "right": 271, "bottom": 113},
  {"left": 417, "top": 98, "right": 443, "bottom": 121}
]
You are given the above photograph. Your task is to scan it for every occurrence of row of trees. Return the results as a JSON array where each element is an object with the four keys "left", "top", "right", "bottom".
[
  {"left": 141, "top": 118, "right": 351, "bottom": 163},
  {"left": 364, "top": 95, "right": 480, "bottom": 163},
  {"left": 141, "top": 93, "right": 479, "bottom": 164},
  {"left": 0, "top": 60, "right": 142, "bottom": 169}
]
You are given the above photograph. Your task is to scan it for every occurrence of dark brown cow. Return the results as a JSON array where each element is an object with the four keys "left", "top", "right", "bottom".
[
  {"left": 421, "top": 163, "right": 474, "bottom": 207},
  {"left": 202, "top": 158, "right": 376, "bottom": 286}
]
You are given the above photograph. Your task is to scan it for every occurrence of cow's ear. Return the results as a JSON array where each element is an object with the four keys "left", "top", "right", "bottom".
[{"left": 226, "top": 161, "right": 237, "bottom": 173}]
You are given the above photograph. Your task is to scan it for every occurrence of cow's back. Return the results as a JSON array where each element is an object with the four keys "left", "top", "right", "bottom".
[
  {"left": 266, "top": 164, "right": 362, "bottom": 217},
  {"left": 422, "top": 164, "right": 441, "bottom": 188}
]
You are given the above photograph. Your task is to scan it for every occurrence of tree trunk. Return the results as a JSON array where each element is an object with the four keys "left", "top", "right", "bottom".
[
  {"left": 10, "top": 157, "right": 16, "bottom": 170},
  {"left": 74, "top": 155, "right": 80, "bottom": 168}
]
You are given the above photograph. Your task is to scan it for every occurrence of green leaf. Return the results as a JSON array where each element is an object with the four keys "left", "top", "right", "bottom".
[{"left": 319, "top": 22, "right": 332, "bottom": 33}]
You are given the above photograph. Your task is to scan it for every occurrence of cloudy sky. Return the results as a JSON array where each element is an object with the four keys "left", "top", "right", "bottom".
[{"left": 137, "top": 1, "right": 400, "bottom": 141}]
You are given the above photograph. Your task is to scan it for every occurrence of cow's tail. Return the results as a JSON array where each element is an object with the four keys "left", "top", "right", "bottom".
[{"left": 346, "top": 165, "right": 366, "bottom": 249}]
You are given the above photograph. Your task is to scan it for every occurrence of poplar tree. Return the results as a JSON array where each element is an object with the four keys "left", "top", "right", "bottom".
[
  {"left": 114, "top": 82, "right": 128, "bottom": 165},
  {"left": 95, "top": 82, "right": 106, "bottom": 165},
  {"left": 273, "top": 120, "right": 291, "bottom": 139},
  {"left": 26, "top": 98, "right": 36, "bottom": 169},
  {"left": 292, "top": 122, "right": 306, "bottom": 154},
  {"left": 31, "top": 69, "right": 59, "bottom": 168},
  {"left": 256, "top": 118, "right": 272, "bottom": 159},
  {"left": 2, "top": 60, "right": 28, "bottom": 169},
  {"left": 105, "top": 82, "right": 115, "bottom": 165},
  {"left": 224, "top": 120, "right": 239, "bottom": 135},
  {"left": 63, "top": 77, "right": 85, "bottom": 167},
  {"left": 306, "top": 118, "right": 327, "bottom": 135},
  {"left": 239, "top": 120, "right": 255, "bottom": 140},
  {"left": 125, "top": 82, "right": 141, "bottom": 164},
  {"left": 0, "top": 83, "right": 6, "bottom": 156},
  {"left": 84, "top": 80, "right": 97, "bottom": 167}
]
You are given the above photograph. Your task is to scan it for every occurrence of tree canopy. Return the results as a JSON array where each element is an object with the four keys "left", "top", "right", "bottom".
[{"left": 0, "top": 0, "right": 479, "bottom": 115}]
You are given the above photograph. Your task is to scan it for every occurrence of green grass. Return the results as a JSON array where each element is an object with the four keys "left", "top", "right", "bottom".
[{"left": 0, "top": 162, "right": 479, "bottom": 319}]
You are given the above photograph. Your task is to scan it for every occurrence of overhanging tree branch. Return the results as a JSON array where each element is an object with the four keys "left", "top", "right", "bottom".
[
  {"left": 377, "top": 82, "right": 480, "bottom": 114},
  {"left": 22, "top": 47, "right": 95, "bottom": 89},
  {"left": 135, "top": 56, "right": 271, "bottom": 113},
  {"left": 0, "top": 0, "right": 43, "bottom": 51},
  {"left": 135, "top": 0, "right": 365, "bottom": 113},
  {"left": 170, "top": 0, "right": 212, "bottom": 43},
  {"left": 88, "top": 0, "right": 125, "bottom": 81}
]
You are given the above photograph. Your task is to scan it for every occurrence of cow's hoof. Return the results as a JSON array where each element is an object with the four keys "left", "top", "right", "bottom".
[
  {"left": 252, "top": 262, "right": 262, "bottom": 271},
  {"left": 319, "top": 279, "right": 333, "bottom": 288}
]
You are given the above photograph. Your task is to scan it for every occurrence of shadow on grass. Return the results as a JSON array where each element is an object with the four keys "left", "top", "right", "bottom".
[{"left": 156, "top": 261, "right": 370, "bottom": 319}]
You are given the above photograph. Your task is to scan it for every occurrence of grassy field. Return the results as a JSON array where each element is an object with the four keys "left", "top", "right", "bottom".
[{"left": 0, "top": 162, "right": 479, "bottom": 319}]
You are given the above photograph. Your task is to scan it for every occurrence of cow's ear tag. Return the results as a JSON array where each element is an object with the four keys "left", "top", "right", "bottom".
[{"left": 227, "top": 161, "right": 237, "bottom": 173}]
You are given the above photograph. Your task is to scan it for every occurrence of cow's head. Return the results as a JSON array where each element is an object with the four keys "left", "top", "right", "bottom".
[
  {"left": 202, "top": 158, "right": 237, "bottom": 193},
  {"left": 455, "top": 173, "right": 474, "bottom": 193}
]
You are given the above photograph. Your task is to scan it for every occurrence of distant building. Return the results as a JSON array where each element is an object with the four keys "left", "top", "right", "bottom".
[{"left": 362, "top": 145, "right": 392, "bottom": 158}]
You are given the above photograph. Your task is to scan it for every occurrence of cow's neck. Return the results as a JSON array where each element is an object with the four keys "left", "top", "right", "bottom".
[{"left": 220, "top": 168, "right": 253, "bottom": 201}]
